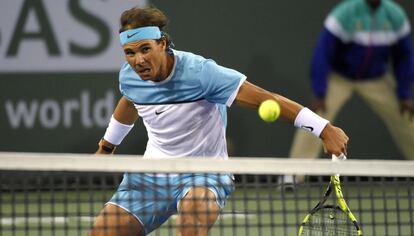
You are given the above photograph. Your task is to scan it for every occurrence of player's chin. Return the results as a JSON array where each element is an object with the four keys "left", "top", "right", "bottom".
[
  {"left": 137, "top": 71, "right": 154, "bottom": 81},
  {"left": 140, "top": 76, "right": 154, "bottom": 81}
]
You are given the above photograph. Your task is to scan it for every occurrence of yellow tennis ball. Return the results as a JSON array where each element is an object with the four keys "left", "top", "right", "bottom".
[{"left": 258, "top": 100, "right": 281, "bottom": 122}]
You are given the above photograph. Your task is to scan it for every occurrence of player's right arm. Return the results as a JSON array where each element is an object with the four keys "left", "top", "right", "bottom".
[
  {"left": 96, "top": 96, "right": 138, "bottom": 154},
  {"left": 236, "top": 81, "right": 348, "bottom": 156}
]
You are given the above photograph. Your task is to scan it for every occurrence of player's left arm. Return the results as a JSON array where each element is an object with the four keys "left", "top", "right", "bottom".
[{"left": 235, "top": 80, "right": 348, "bottom": 156}]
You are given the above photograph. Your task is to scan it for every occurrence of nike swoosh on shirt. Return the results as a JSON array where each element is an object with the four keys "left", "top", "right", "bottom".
[
  {"left": 301, "top": 125, "right": 314, "bottom": 132},
  {"left": 155, "top": 110, "right": 167, "bottom": 115},
  {"left": 127, "top": 32, "right": 138, "bottom": 38}
]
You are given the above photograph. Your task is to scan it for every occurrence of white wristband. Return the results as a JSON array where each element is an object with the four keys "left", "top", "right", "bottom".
[
  {"left": 103, "top": 115, "right": 134, "bottom": 145},
  {"left": 294, "top": 108, "right": 329, "bottom": 137}
]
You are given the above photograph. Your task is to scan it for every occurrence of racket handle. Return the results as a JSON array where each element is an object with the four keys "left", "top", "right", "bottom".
[
  {"left": 332, "top": 154, "right": 346, "bottom": 177},
  {"left": 332, "top": 153, "right": 347, "bottom": 162}
]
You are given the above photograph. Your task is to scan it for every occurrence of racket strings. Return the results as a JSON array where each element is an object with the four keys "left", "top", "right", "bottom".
[{"left": 301, "top": 207, "right": 358, "bottom": 235}]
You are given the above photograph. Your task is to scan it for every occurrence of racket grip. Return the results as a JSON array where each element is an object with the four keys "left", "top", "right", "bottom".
[{"left": 332, "top": 153, "right": 347, "bottom": 162}]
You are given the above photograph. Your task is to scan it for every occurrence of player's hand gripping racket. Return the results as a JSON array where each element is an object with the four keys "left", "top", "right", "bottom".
[{"left": 298, "top": 154, "right": 363, "bottom": 235}]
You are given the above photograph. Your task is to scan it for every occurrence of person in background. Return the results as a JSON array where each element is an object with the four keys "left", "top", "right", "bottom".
[
  {"left": 88, "top": 6, "right": 349, "bottom": 236},
  {"left": 283, "top": 0, "right": 414, "bottom": 185}
]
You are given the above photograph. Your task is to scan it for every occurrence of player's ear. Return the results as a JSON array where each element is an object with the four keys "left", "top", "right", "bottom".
[{"left": 158, "top": 37, "right": 167, "bottom": 50}]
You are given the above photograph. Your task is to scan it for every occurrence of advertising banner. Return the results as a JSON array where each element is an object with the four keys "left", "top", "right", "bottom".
[
  {"left": 0, "top": 0, "right": 147, "bottom": 72},
  {"left": 0, "top": 0, "right": 147, "bottom": 153}
]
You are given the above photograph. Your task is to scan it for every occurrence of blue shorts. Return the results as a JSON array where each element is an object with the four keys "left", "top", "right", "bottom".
[{"left": 107, "top": 173, "right": 234, "bottom": 234}]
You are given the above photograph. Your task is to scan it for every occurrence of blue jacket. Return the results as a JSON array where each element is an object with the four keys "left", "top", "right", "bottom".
[{"left": 311, "top": 0, "right": 414, "bottom": 99}]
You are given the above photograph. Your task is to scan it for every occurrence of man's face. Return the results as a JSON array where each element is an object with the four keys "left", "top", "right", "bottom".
[
  {"left": 122, "top": 39, "right": 167, "bottom": 81},
  {"left": 366, "top": 0, "right": 381, "bottom": 10}
]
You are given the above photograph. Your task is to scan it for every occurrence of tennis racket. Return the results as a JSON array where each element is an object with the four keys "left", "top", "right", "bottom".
[{"left": 298, "top": 154, "right": 363, "bottom": 235}]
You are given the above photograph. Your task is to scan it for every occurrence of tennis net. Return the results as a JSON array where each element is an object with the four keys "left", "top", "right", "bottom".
[{"left": 0, "top": 152, "right": 413, "bottom": 236}]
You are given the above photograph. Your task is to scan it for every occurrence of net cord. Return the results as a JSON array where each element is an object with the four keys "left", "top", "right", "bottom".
[{"left": 0, "top": 152, "right": 413, "bottom": 177}]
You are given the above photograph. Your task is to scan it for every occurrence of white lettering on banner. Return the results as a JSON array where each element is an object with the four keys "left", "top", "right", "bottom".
[
  {"left": 5, "top": 91, "right": 115, "bottom": 129},
  {"left": 39, "top": 100, "right": 61, "bottom": 128},
  {"left": 0, "top": 0, "right": 147, "bottom": 73}
]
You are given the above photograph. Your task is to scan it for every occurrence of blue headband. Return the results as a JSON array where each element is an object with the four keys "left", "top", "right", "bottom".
[{"left": 119, "top": 26, "right": 162, "bottom": 45}]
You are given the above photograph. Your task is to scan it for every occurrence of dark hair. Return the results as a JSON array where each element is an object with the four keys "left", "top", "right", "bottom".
[{"left": 119, "top": 7, "right": 173, "bottom": 48}]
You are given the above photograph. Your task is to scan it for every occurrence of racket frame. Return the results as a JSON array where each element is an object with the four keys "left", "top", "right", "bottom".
[{"left": 298, "top": 155, "right": 363, "bottom": 235}]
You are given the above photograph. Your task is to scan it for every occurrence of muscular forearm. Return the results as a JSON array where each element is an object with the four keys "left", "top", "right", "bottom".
[
  {"left": 235, "top": 81, "right": 303, "bottom": 123},
  {"left": 113, "top": 96, "right": 139, "bottom": 125},
  {"left": 95, "top": 96, "right": 138, "bottom": 155},
  {"left": 236, "top": 80, "right": 332, "bottom": 138},
  {"left": 271, "top": 93, "right": 303, "bottom": 122}
]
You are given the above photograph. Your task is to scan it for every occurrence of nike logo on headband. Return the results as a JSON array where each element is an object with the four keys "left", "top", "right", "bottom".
[{"left": 127, "top": 32, "right": 139, "bottom": 38}]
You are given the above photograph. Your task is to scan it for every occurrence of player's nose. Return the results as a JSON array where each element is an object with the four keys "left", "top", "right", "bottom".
[{"left": 134, "top": 53, "right": 145, "bottom": 66}]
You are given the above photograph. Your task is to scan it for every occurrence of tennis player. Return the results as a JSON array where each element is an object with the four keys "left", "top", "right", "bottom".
[{"left": 89, "top": 7, "right": 349, "bottom": 236}]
